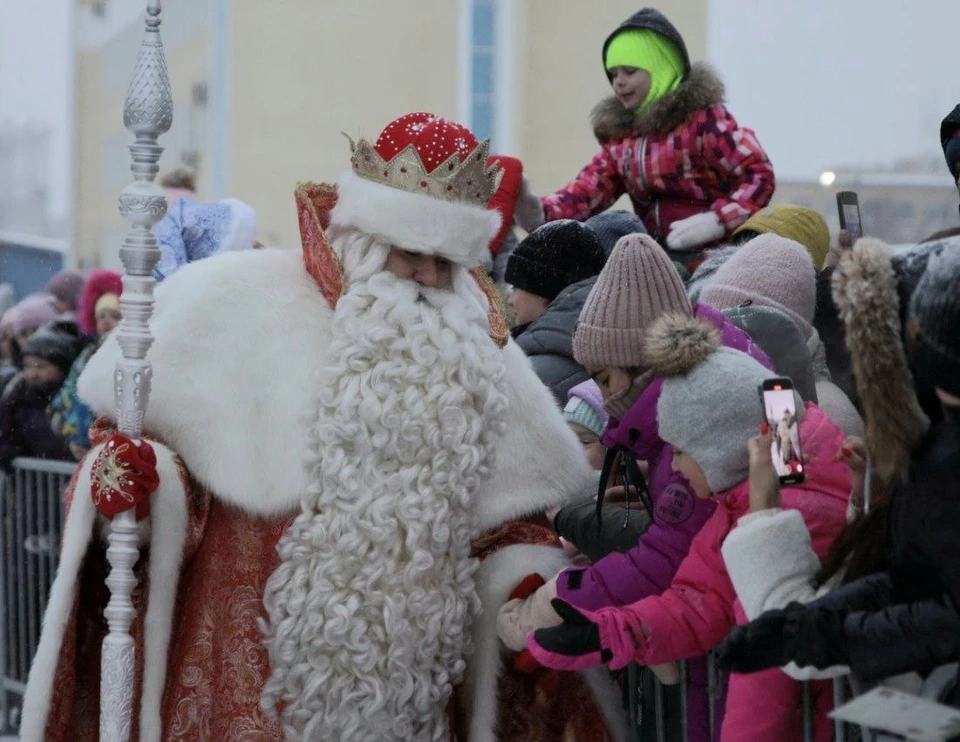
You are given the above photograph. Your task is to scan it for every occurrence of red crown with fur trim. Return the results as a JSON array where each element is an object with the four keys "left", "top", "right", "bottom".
[{"left": 330, "top": 112, "right": 504, "bottom": 267}]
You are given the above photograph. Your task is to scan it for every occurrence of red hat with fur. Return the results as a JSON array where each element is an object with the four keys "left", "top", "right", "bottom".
[{"left": 78, "top": 270, "right": 123, "bottom": 335}]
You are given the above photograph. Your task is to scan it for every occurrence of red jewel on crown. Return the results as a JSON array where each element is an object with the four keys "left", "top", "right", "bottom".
[{"left": 347, "top": 112, "right": 501, "bottom": 207}]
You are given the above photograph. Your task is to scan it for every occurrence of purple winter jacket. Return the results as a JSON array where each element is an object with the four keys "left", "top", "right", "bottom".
[{"left": 555, "top": 303, "right": 771, "bottom": 610}]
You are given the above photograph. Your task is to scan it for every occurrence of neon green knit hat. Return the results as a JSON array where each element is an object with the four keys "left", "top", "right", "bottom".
[{"left": 604, "top": 29, "right": 685, "bottom": 113}]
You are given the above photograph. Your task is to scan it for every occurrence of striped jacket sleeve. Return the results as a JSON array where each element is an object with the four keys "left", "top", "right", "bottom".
[{"left": 541, "top": 147, "right": 625, "bottom": 222}]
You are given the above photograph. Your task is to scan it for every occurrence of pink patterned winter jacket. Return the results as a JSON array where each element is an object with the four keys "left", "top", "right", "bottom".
[{"left": 541, "top": 64, "right": 775, "bottom": 244}]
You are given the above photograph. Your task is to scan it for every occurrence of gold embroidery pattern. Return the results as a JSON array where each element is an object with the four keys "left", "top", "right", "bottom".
[{"left": 90, "top": 439, "right": 143, "bottom": 511}]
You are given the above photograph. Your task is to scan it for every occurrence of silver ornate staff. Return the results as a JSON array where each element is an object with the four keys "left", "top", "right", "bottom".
[{"left": 100, "top": 1, "right": 171, "bottom": 740}]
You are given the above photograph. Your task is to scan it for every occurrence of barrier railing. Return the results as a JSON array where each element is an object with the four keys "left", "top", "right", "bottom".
[
  {"left": 626, "top": 658, "right": 855, "bottom": 742},
  {"left": 0, "top": 457, "right": 75, "bottom": 732},
  {"left": 628, "top": 660, "right": 960, "bottom": 741},
  {"left": 0, "top": 455, "right": 956, "bottom": 739}
]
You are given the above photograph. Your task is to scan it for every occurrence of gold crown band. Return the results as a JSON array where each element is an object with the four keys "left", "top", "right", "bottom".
[{"left": 348, "top": 136, "right": 500, "bottom": 207}]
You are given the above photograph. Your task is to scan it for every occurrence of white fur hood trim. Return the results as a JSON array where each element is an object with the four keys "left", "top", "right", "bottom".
[
  {"left": 475, "top": 340, "right": 595, "bottom": 533},
  {"left": 79, "top": 249, "right": 332, "bottom": 518},
  {"left": 78, "top": 249, "right": 593, "bottom": 528},
  {"left": 330, "top": 171, "right": 501, "bottom": 268},
  {"left": 20, "top": 441, "right": 188, "bottom": 742}
]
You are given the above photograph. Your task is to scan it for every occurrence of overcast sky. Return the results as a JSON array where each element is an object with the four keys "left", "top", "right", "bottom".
[
  {"left": 708, "top": 0, "right": 960, "bottom": 178},
  {"left": 0, "top": 0, "right": 71, "bottom": 219},
  {"left": 2, "top": 0, "right": 959, "bottom": 223}
]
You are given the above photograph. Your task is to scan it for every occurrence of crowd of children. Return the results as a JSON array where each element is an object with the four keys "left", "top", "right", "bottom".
[{"left": 491, "top": 6, "right": 960, "bottom": 740}]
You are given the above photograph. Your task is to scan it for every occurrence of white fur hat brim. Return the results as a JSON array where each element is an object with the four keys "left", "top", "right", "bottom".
[{"left": 329, "top": 170, "right": 501, "bottom": 268}]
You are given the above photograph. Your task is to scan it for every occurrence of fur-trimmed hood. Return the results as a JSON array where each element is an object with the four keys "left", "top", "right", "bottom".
[
  {"left": 591, "top": 62, "right": 725, "bottom": 143},
  {"left": 831, "top": 239, "right": 929, "bottom": 491}
]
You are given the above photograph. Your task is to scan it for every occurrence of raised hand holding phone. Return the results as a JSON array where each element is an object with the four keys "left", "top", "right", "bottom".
[
  {"left": 747, "top": 425, "right": 780, "bottom": 512},
  {"left": 837, "top": 191, "right": 863, "bottom": 243},
  {"left": 823, "top": 227, "right": 855, "bottom": 269},
  {"left": 759, "top": 377, "right": 806, "bottom": 485}
]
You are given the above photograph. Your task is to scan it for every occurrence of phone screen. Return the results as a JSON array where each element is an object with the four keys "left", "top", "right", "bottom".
[
  {"left": 763, "top": 386, "right": 804, "bottom": 482},
  {"left": 842, "top": 203, "right": 862, "bottom": 240}
]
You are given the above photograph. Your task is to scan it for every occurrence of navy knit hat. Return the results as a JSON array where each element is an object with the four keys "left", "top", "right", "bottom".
[
  {"left": 584, "top": 210, "right": 648, "bottom": 258},
  {"left": 505, "top": 220, "right": 607, "bottom": 301},
  {"left": 908, "top": 244, "right": 960, "bottom": 397},
  {"left": 21, "top": 319, "right": 83, "bottom": 376}
]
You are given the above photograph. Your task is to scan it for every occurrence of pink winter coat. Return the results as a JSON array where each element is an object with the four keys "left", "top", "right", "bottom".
[
  {"left": 541, "top": 64, "right": 775, "bottom": 244},
  {"left": 627, "top": 403, "right": 850, "bottom": 741}
]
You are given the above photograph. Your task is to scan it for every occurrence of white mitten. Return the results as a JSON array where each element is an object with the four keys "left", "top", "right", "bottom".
[
  {"left": 665, "top": 211, "right": 724, "bottom": 251},
  {"left": 514, "top": 175, "right": 546, "bottom": 233},
  {"left": 497, "top": 575, "right": 561, "bottom": 651}
]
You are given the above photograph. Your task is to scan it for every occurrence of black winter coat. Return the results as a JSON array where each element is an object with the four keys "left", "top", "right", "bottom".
[
  {"left": 831, "top": 415, "right": 960, "bottom": 682},
  {"left": 0, "top": 376, "right": 72, "bottom": 470},
  {"left": 514, "top": 277, "right": 596, "bottom": 405},
  {"left": 887, "top": 415, "right": 960, "bottom": 607}
]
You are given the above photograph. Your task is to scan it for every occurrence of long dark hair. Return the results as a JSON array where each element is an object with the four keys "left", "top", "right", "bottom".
[{"left": 815, "top": 499, "right": 890, "bottom": 589}]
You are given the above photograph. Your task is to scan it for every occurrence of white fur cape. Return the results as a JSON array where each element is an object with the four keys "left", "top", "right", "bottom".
[{"left": 24, "top": 248, "right": 623, "bottom": 741}]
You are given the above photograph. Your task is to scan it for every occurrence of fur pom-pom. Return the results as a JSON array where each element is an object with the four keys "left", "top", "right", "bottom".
[{"left": 644, "top": 313, "right": 721, "bottom": 376}]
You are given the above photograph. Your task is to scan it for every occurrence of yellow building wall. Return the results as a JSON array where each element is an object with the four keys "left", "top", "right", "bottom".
[
  {"left": 228, "top": 0, "right": 462, "bottom": 249},
  {"left": 73, "top": 1, "right": 212, "bottom": 268},
  {"left": 77, "top": 1, "right": 708, "bottom": 261},
  {"left": 74, "top": 49, "right": 104, "bottom": 269},
  {"left": 227, "top": 1, "right": 706, "bottom": 248}
]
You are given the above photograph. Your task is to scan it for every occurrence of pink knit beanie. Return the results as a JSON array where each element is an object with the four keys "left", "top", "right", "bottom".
[
  {"left": 46, "top": 270, "right": 85, "bottom": 311},
  {"left": 11, "top": 294, "right": 58, "bottom": 337},
  {"left": 700, "top": 233, "right": 817, "bottom": 338},
  {"left": 573, "top": 233, "right": 692, "bottom": 370}
]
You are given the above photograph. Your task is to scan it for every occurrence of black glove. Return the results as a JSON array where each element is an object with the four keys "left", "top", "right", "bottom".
[
  {"left": 716, "top": 573, "right": 894, "bottom": 674},
  {"left": 527, "top": 600, "right": 610, "bottom": 671},
  {"left": 553, "top": 497, "right": 651, "bottom": 562},
  {"left": 716, "top": 600, "right": 848, "bottom": 673},
  {"left": 716, "top": 606, "right": 794, "bottom": 673},
  {"left": 802, "top": 573, "right": 894, "bottom": 614},
  {"left": 528, "top": 599, "right": 646, "bottom": 671}
]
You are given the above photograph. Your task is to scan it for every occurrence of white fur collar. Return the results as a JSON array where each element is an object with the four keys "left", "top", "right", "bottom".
[{"left": 78, "top": 249, "right": 593, "bottom": 531}]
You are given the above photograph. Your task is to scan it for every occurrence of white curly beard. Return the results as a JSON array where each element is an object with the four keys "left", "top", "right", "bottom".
[{"left": 260, "top": 231, "right": 507, "bottom": 741}]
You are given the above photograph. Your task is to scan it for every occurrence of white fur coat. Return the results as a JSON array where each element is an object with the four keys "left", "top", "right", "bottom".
[{"left": 24, "top": 248, "right": 624, "bottom": 741}]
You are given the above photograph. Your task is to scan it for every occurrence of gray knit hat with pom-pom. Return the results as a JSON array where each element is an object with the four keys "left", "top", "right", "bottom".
[{"left": 647, "top": 313, "right": 784, "bottom": 493}]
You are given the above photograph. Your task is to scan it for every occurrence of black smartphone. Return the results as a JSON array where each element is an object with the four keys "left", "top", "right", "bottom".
[
  {"left": 836, "top": 190, "right": 863, "bottom": 242},
  {"left": 759, "top": 377, "right": 805, "bottom": 485}
]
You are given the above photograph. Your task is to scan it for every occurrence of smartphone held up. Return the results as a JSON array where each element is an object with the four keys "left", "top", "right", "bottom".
[
  {"left": 837, "top": 190, "right": 863, "bottom": 243},
  {"left": 759, "top": 377, "right": 805, "bottom": 485}
]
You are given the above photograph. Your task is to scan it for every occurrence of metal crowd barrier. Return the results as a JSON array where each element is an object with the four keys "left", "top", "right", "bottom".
[
  {"left": 0, "top": 455, "right": 956, "bottom": 740},
  {"left": 0, "top": 457, "right": 75, "bottom": 732},
  {"left": 625, "top": 656, "right": 878, "bottom": 742}
]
